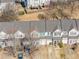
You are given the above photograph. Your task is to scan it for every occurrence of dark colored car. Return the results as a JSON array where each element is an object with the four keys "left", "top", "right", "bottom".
[{"left": 18, "top": 50, "right": 23, "bottom": 59}]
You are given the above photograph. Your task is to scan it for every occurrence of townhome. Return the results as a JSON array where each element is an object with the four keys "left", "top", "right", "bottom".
[
  {"left": 14, "top": 30, "right": 25, "bottom": 39},
  {"left": 76, "top": 20, "right": 79, "bottom": 44},
  {"left": 0, "top": 31, "right": 8, "bottom": 48},
  {"left": 0, "top": 20, "right": 79, "bottom": 48},
  {"left": 51, "top": 20, "right": 62, "bottom": 46},
  {"left": 14, "top": 30, "right": 25, "bottom": 47},
  {"left": 13, "top": 21, "right": 30, "bottom": 38},
  {"left": 16, "top": 0, "right": 50, "bottom": 8},
  {"left": 12, "top": 21, "right": 30, "bottom": 48},
  {"left": 0, "top": 22, "right": 14, "bottom": 48},
  {"left": 68, "top": 20, "right": 78, "bottom": 45},
  {"left": 61, "top": 19, "right": 72, "bottom": 44},
  {"left": 45, "top": 20, "right": 55, "bottom": 45},
  {"left": 30, "top": 20, "right": 46, "bottom": 46}
]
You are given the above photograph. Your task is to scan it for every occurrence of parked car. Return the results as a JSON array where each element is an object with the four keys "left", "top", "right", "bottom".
[{"left": 18, "top": 50, "right": 23, "bottom": 59}]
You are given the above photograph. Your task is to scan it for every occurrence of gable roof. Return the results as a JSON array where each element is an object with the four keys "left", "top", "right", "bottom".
[
  {"left": 14, "top": 30, "right": 25, "bottom": 39},
  {"left": 54, "top": 29, "right": 61, "bottom": 33},
  {"left": 0, "top": 31, "right": 7, "bottom": 35},
  {"left": 0, "top": 31, "right": 8, "bottom": 39},
  {"left": 69, "top": 28, "right": 78, "bottom": 36}
]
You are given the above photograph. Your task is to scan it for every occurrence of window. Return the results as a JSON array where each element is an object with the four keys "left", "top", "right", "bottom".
[
  {"left": 53, "top": 32, "right": 61, "bottom": 37},
  {"left": 31, "top": 31, "right": 40, "bottom": 38},
  {"left": 69, "top": 32, "right": 77, "bottom": 36},
  {"left": 53, "top": 29, "right": 62, "bottom": 37},
  {"left": 69, "top": 39, "right": 77, "bottom": 45},
  {"left": 61, "top": 31, "right": 68, "bottom": 36},
  {"left": 39, "top": 32, "right": 51, "bottom": 37},
  {"left": 69, "top": 29, "right": 78, "bottom": 36},
  {"left": 62, "top": 38, "right": 68, "bottom": 44}
]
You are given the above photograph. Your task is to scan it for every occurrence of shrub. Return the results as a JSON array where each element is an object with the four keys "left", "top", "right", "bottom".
[
  {"left": 49, "top": 42, "right": 53, "bottom": 45},
  {"left": 38, "top": 14, "right": 47, "bottom": 20},
  {"left": 58, "top": 42, "right": 63, "bottom": 48},
  {"left": 0, "top": 3, "right": 19, "bottom": 21},
  {"left": 19, "top": 11, "right": 25, "bottom": 15},
  {"left": 60, "top": 53, "right": 65, "bottom": 58}
]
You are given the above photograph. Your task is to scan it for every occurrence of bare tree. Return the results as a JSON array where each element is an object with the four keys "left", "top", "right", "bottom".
[
  {"left": 0, "top": 3, "right": 19, "bottom": 22},
  {"left": 38, "top": 13, "right": 48, "bottom": 20},
  {"left": 44, "top": 0, "right": 79, "bottom": 20}
]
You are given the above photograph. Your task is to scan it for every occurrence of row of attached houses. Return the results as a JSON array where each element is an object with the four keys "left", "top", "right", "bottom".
[
  {"left": 0, "top": 0, "right": 75, "bottom": 12},
  {"left": 16, "top": 0, "right": 50, "bottom": 8},
  {"left": 0, "top": 20, "right": 79, "bottom": 48},
  {"left": 0, "top": 0, "right": 50, "bottom": 10}
]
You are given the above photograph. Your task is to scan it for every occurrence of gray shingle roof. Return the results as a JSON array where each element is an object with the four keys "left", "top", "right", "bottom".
[
  {"left": 30, "top": 20, "right": 45, "bottom": 32},
  {"left": 61, "top": 19, "right": 73, "bottom": 31},
  {"left": 76, "top": 20, "right": 79, "bottom": 30},
  {"left": 46, "top": 20, "right": 61, "bottom": 32},
  {"left": 13, "top": 21, "right": 30, "bottom": 33},
  {"left": 0, "top": 22, "right": 13, "bottom": 33},
  {"left": 0, "top": 20, "right": 78, "bottom": 35}
]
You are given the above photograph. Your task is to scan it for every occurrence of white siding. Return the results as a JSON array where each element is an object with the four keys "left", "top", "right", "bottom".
[
  {"left": 0, "top": 42, "right": 5, "bottom": 48},
  {"left": 40, "top": 0, "right": 46, "bottom": 6},
  {"left": 27, "top": 0, "right": 39, "bottom": 8},
  {"left": 77, "top": 39, "right": 79, "bottom": 43},
  {"left": 69, "top": 39, "right": 77, "bottom": 45},
  {"left": 14, "top": 31, "right": 25, "bottom": 39},
  {"left": 6, "top": 41, "right": 14, "bottom": 47},
  {"left": 27, "top": 0, "right": 50, "bottom": 8},
  {"left": 35, "top": 39, "right": 52, "bottom": 46},
  {"left": 45, "top": 0, "right": 50, "bottom": 5},
  {"left": 53, "top": 29, "right": 62, "bottom": 37},
  {"left": 61, "top": 31, "right": 68, "bottom": 36},
  {"left": 0, "top": 3, "right": 7, "bottom": 10},
  {"left": 34, "top": 0, "right": 39, "bottom": 7},
  {"left": 62, "top": 38, "right": 68, "bottom": 44},
  {"left": 40, "top": 0, "right": 50, "bottom": 6}
]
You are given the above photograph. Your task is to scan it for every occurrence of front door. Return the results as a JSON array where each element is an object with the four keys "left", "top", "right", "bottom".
[
  {"left": 69, "top": 39, "right": 77, "bottom": 45},
  {"left": 53, "top": 40, "right": 60, "bottom": 46}
]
